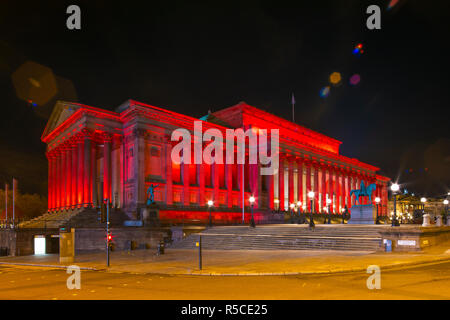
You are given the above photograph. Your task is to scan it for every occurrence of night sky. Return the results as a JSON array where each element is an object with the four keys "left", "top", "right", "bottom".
[{"left": 0, "top": 0, "right": 449, "bottom": 197}]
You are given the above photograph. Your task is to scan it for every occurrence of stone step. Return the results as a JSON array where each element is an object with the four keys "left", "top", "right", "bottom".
[{"left": 170, "top": 225, "right": 384, "bottom": 251}]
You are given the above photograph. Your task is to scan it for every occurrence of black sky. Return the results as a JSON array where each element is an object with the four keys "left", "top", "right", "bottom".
[{"left": 0, "top": 0, "right": 449, "bottom": 197}]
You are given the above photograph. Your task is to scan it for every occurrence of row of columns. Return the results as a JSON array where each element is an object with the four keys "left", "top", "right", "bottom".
[
  {"left": 47, "top": 130, "right": 115, "bottom": 211},
  {"left": 163, "top": 140, "right": 255, "bottom": 209},
  {"left": 272, "top": 155, "right": 388, "bottom": 215}
]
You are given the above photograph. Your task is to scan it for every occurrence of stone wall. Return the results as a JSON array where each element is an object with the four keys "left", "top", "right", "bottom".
[
  {"left": 0, "top": 228, "right": 59, "bottom": 256},
  {"left": 379, "top": 226, "right": 450, "bottom": 252},
  {"left": 74, "top": 227, "right": 169, "bottom": 253}
]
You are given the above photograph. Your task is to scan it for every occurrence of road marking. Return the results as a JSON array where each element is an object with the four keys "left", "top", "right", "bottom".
[{"left": 107, "top": 287, "right": 113, "bottom": 290}]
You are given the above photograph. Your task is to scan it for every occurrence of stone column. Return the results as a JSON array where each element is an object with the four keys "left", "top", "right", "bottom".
[
  {"left": 46, "top": 152, "right": 53, "bottom": 211},
  {"left": 83, "top": 132, "right": 92, "bottom": 206},
  {"left": 226, "top": 163, "right": 233, "bottom": 208},
  {"left": 55, "top": 150, "right": 60, "bottom": 210},
  {"left": 77, "top": 135, "right": 84, "bottom": 206},
  {"left": 267, "top": 167, "right": 274, "bottom": 210},
  {"left": 297, "top": 159, "right": 303, "bottom": 210},
  {"left": 278, "top": 155, "right": 285, "bottom": 211},
  {"left": 305, "top": 161, "right": 312, "bottom": 212},
  {"left": 336, "top": 170, "right": 341, "bottom": 212},
  {"left": 321, "top": 165, "right": 327, "bottom": 213},
  {"left": 182, "top": 159, "right": 190, "bottom": 206},
  {"left": 343, "top": 173, "right": 348, "bottom": 208},
  {"left": 313, "top": 164, "right": 320, "bottom": 213},
  {"left": 327, "top": 167, "right": 333, "bottom": 213},
  {"left": 165, "top": 140, "right": 173, "bottom": 205},
  {"left": 60, "top": 147, "right": 66, "bottom": 210},
  {"left": 103, "top": 133, "right": 112, "bottom": 201},
  {"left": 66, "top": 146, "right": 72, "bottom": 209},
  {"left": 71, "top": 143, "right": 78, "bottom": 207},
  {"left": 212, "top": 162, "right": 219, "bottom": 205},
  {"left": 288, "top": 158, "right": 294, "bottom": 208},
  {"left": 198, "top": 162, "right": 205, "bottom": 206},
  {"left": 91, "top": 142, "right": 97, "bottom": 207}
]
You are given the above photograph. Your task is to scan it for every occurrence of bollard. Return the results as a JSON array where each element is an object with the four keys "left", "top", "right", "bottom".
[
  {"left": 436, "top": 215, "right": 442, "bottom": 227},
  {"left": 197, "top": 235, "right": 202, "bottom": 270},
  {"left": 422, "top": 214, "right": 431, "bottom": 227}
]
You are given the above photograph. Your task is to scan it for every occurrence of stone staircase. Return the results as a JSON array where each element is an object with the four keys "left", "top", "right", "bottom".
[
  {"left": 19, "top": 207, "right": 130, "bottom": 229},
  {"left": 170, "top": 224, "right": 388, "bottom": 251}
]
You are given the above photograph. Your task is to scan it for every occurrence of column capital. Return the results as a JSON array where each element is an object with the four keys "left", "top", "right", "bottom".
[{"left": 102, "top": 132, "right": 113, "bottom": 143}]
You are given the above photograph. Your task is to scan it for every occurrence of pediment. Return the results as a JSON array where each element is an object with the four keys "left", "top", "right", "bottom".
[{"left": 41, "top": 100, "right": 82, "bottom": 141}]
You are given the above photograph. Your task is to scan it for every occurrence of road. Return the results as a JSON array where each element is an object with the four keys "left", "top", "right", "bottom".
[{"left": 0, "top": 261, "right": 449, "bottom": 300}]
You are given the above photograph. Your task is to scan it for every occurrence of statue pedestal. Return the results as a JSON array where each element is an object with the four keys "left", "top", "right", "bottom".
[
  {"left": 348, "top": 205, "right": 375, "bottom": 224},
  {"left": 142, "top": 204, "right": 161, "bottom": 227}
]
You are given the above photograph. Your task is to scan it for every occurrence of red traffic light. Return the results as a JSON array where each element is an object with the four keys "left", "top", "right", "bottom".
[{"left": 106, "top": 233, "right": 115, "bottom": 242}]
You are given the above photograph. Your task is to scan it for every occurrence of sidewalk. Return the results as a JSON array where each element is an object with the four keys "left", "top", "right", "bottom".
[{"left": 1, "top": 245, "right": 449, "bottom": 276}]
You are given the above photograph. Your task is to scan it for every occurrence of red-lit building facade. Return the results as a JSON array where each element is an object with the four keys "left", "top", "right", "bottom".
[{"left": 42, "top": 100, "right": 390, "bottom": 223}]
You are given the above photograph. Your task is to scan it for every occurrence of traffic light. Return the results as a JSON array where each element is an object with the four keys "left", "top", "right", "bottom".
[{"left": 106, "top": 232, "right": 115, "bottom": 245}]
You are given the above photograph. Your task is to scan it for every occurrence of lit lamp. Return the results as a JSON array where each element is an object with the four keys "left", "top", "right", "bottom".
[
  {"left": 391, "top": 183, "right": 400, "bottom": 227},
  {"left": 274, "top": 199, "right": 280, "bottom": 212},
  {"left": 249, "top": 196, "right": 256, "bottom": 228},
  {"left": 444, "top": 199, "right": 449, "bottom": 225},
  {"left": 207, "top": 200, "right": 214, "bottom": 227},
  {"left": 326, "top": 198, "right": 332, "bottom": 224},
  {"left": 375, "top": 197, "right": 381, "bottom": 224},
  {"left": 308, "top": 191, "right": 315, "bottom": 227},
  {"left": 297, "top": 201, "right": 302, "bottom": 224}
]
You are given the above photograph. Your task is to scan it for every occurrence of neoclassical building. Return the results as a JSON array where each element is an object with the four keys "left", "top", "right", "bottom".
[{"left": 42, "top": 99, "right": 390, "bottom": 223}]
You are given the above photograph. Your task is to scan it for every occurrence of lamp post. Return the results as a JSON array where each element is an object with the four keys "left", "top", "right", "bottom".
[
  {"left": 326, "top": 198, "right": 332, "bottom": 224},
  {"left": 274, "top": 199, "right": 279, "bottom": 213},
  {"left": 296, "top": 201, "right": 302, "bottom": 224},
  {"left": 289, "top": 203, "right": 295, "bottom": 223},
  {"left": 341, "top": 207, "right": 346, "bottom": 224},
  {"left": 207, "top": 200, "right": 214, "bottom": 227},
  {"left": 249, "top": 196, "right": 255, "bottom": 228},
  {"left": 391, "top": 183, "right": 400, "bottom": 227},
  {"left": 444, "top": 199, "right": 449, "bottom": 225},
  {"left": 375, "top": 197, "right": 381, "bottom": 224},
  {"left": 308, "top": 191, "right": 315, "bottom": 227},
  {"left": 421, "top": 197, "right": 427, "bottom": 224}
]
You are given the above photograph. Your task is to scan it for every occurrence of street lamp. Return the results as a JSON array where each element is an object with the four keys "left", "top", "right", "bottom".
[
  {"left": 207, "top": 200, "right": 214, "bottom": 227},
  {"left": 308, "top": 191, "right": 315, "bottom": 227},
  {"left": 249, "top": 196, "right": 255, "bottom": 228},
  {"left": 326, "top": 198, "right": 332, "bottom": 224},
  {"left": 289, "top": 203, "right": 295, "bottom": 223},
  {"left": 341, "top": 207, "right": 346, "bottom": 224},
  {"left": 274, "top": 199, "right": 279, "bottom": 212},
  {"left": 391, "top": 183, "right": 400, "bottom": 227},
  {"left": 444, "top": 199, "right": 449, "bottom": 225},
  {"left": 296, "top": 201, "right": 302, "bottom": 223},
  {"left": 375, "top": 197, "right": 381, "bottom": 224}
]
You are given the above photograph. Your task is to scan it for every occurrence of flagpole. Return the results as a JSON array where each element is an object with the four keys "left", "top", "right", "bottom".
[
  {"left": 5, "top": 183, "right": 8, "bottom": 223},
  {"left": 291, "top": 93, "right": 295, "bottom": 123},
  {"left": 12, "top": 179, "right": 15, "bottom": 227}
]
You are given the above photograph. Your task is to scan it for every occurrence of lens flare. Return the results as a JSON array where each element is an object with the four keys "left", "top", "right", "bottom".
[
  {"left": 329, "top": 72, "right": 341, "bottom": 85},
  {"left": 352, "top": 43, "right": 364, "bottom": 57},
  {"left": 349, "top": 74, "right": 361, "bottom": 85},
  {"left": 319, "top": 86, "right": 330, "bottom": 98}
]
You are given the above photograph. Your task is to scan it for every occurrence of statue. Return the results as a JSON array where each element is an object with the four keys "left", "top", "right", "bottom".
[
  {"left": 146, "top": 184, "right": 159, "bottom": 206},
  {"left": 350, "top": 181, "right": 376, "bottom": 205}
]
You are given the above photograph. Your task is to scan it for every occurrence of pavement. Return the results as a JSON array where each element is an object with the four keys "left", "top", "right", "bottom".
[{"left": 1, "top": 242, "right": 450, "bottom": 276}]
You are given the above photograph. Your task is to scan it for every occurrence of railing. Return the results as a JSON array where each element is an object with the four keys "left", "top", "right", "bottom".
[{"left": 47, "top": 202, "right": 94, "bottom": 212}]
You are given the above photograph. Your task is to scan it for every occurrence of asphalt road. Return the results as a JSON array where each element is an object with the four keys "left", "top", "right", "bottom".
[{"left": 0, "top": 261, "right": 449, "bottom": 300}]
